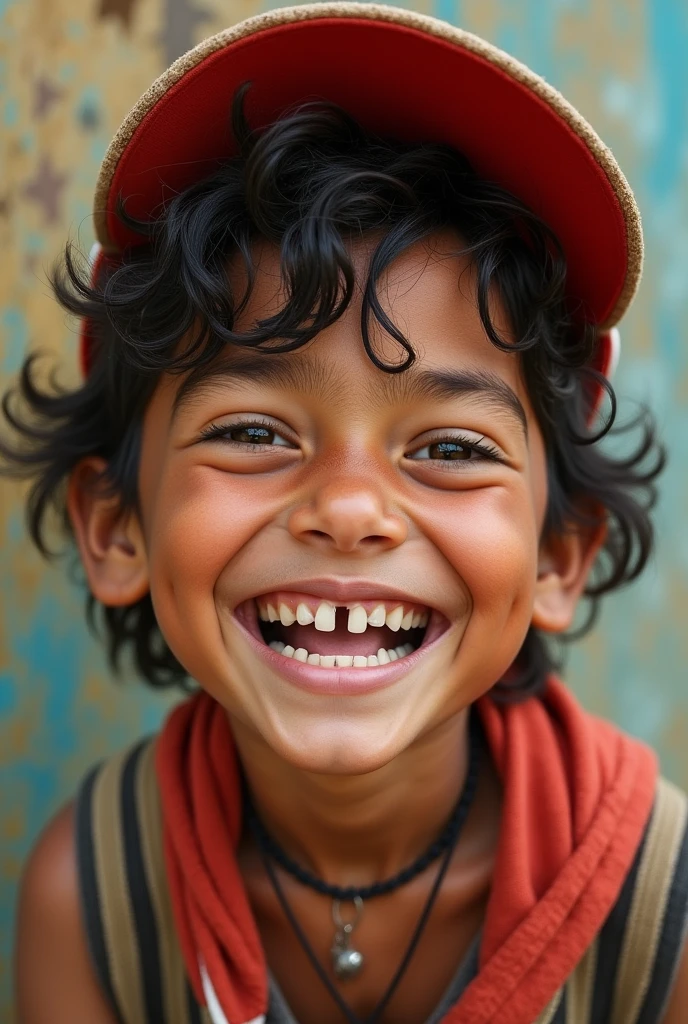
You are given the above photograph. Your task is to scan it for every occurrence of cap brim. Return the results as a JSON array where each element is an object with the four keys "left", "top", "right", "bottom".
[{"left": 90, "top": 2, "right": 642, "bottom": 345}]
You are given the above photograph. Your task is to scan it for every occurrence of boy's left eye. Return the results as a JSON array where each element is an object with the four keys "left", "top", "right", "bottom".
[{"left": 407, "top": 436, "right": 501, "bottom": 462}]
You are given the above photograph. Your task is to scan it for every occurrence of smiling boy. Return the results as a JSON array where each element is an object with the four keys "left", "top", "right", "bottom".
[{"left": 6, "top": 5, "right": 688, "bottom": 1024}]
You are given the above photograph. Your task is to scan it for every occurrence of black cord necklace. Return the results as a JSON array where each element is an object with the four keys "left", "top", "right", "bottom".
[{"left": 244, "top": 713, "right": 480, "bottom": 1023}]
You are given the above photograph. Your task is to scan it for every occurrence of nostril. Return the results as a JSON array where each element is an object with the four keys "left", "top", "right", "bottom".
[
  {"left": 301, "top": 529, "right": 399, "bottom": 551},
  {"left": 328, "top": 533, "right": 393, "bottom": 549}
]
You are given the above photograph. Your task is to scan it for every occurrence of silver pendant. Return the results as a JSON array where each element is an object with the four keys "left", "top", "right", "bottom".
[{"left": 331, "top": 896, "right": 365, "bottom": 979}]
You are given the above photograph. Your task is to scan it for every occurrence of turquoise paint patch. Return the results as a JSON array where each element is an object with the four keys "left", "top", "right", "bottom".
[
  {"left": 657, "top": 303, "right": 687, "bottom": 373},
  {"left": 434, "top": 0, "right": 457, "bottom": 24},
  {"left": 23, "top": 231, "right": 45, "bottom": 254},
  {"left": 1, "top": 307, "right": 28, "bottom": 373},
  {"left": 58, "top": 62, "right": 77, "bottom": 83},
  {"left": 8, "top": 510, "right": 24, "bottom": 544},
  {"left": 523, "top": 0, "right": 556, "bottom": 79},
  {"left": 12, "top": 594, "right": 84, "bottom": 759},
  {"left": 90, "top": 138, "right": 107, "bottom": 164},
  {"left": 0, "top": 762, "right": 61, "bottom": 834},
  {"left": 77, "top": 83, "right": 101, "bottom": 113},
  {"left": 491, "top": 0, "right": 556, "bottom": 80},
  {"left": 66, "top": 19, "right": 85, "bottom": 39},
  {"left": 646, "top": 0, "right": 688, "bottom": 198},
  {"left": 0, "top": 674, "right": 16, "bottom": 715},
  {"left": 4, "top": 96, "right": 18, "bottom": 127},
  {"left": 70, "top": 198, "right": 92, "bottom": 238},
  {"left": 612, "top": 1, "right": 632, "bottom": 34},
  {"left": 495, "top": 24, "right": 519, "bottom": 61}
]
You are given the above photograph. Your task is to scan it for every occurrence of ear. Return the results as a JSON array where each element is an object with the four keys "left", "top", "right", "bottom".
[
  {"left": 532, "top": 519, "right": 607, "bottom": 633},
  {"left": 67, "top": 457, "right": 149, "bottom": 606}
]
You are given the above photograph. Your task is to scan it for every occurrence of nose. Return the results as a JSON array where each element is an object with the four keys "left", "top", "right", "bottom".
[{"left": 287, "top": 477, "right": 408, "bottom": 554}]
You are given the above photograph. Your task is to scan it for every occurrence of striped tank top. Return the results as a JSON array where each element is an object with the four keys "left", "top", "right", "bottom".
[{"left": 75, "top": 737, "right": 688, "bottom": 1024}]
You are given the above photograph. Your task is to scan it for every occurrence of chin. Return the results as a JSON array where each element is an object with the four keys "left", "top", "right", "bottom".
[{"left": 257, "top": 706, "right": 422, "bottom": 776}]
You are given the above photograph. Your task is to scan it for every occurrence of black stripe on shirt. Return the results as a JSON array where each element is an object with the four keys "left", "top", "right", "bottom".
[
  {"left": 588, "top": 822, "right": 650, "bottom": 1024},
  {"left": 187, "top": 977, "right": 204, "bottom": 1024},
  {"left": 121, "top": 738, "right": 165, "bottom": 1024},
  {"left": 551, "top": 987, "right": 567, "bottom": 1024},
  {"left": 636, "top": 813, "right": 688, "bottom": 1024},
  {"left": 75, "top": 762, "right": 124, "bottom": 1024}
]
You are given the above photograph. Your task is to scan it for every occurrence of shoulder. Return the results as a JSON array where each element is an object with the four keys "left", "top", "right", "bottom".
[
  {"left": 568, "top": 776, "right": 688, "bottom": 1024},
  {"left": 662, "top": 940, "right": 688, "bottom": 1024},
  {"left": 14, "top": 799, "right": 119, "bottom": 1023},
  {"left": 15, "top": 737, "right": 159, "bottom": 1024},
  {"left": 654, "top": 777, "right": 688, "bottom": 1024},
  {"left": 614, "top": 775, "right": 688, "bottom": 1024}
]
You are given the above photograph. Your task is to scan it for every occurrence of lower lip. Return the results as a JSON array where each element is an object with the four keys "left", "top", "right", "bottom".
[{"left": 232, "top": 602, "right": 449, "bottom": 696}]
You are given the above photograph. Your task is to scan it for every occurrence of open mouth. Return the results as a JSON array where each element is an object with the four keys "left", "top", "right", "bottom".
[{"left": 253, "top": 592, "right": 430, "bottom": 668}]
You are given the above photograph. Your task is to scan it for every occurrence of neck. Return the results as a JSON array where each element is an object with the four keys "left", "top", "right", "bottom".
[{"left": 229, "top": 710, "right": 473, "bottom": 889}]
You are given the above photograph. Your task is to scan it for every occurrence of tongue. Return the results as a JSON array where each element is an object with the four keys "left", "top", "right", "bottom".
[{"left": 279, "top": 621, "right": 401, "bottom": 656}]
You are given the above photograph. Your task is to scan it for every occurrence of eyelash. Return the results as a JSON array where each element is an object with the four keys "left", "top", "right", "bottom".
[
  {"left": 198, "top": 420, "right": 503, "bottom": 463},
  {"left": 198, "top": 418, "right": 295, "bottom": 449},
  {"left": 407, "top": 435, "right": 503, "bottom": 464}
]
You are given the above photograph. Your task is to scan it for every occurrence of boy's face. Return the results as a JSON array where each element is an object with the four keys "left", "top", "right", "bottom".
[{"left": 79, "top": 232, "right": 594, "bottom": 774}]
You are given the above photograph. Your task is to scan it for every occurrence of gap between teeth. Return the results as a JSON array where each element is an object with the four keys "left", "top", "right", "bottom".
[
  {"left": 268, "top": 642, "right": 415, "bottom": 666},
  {"left": 259, "top": 600, "right": 429, "bottom": 632}
]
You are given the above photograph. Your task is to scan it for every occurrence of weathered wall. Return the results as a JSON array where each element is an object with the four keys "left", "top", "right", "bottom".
[{"left": 1, "top": 0, "right": 687, "bottom": 1018}]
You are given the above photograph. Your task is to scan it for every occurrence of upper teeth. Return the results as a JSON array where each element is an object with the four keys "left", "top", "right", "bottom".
[
  {"left": 348, "top": 605, "right": 367, "bottom": 633},
  {"left": 297, "top": 602, "right": 315, "bottom": 625},
  {"left": 257, "top": 598, "right": 429, "bottom": 633}
]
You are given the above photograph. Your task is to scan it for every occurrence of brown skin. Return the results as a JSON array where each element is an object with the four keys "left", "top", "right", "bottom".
[
  {"left": 15, "top": 803, "right": 119, "bottom": 1024},
  {"left": 15, "top": 234, "right": 688, "bottom": 1022}
]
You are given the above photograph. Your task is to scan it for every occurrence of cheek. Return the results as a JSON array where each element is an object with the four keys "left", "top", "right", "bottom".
[
  {"left": 454, "top": 494, "right": 536, "bottom": 599},
  {"left": 424, "top": 487, "right": 537, "bottom": 595},
  {"left": 419, "top": 485, "right": 539, "bottom": 680},
  {"left": 144, "top": 466, "right": 281, "bottom": 624}
]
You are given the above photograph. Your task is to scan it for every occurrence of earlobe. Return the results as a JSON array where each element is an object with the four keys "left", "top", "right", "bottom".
[
  {"left": 67, "top": 457, "right": 149, "bottom": 606},
  {"left": 532, "top": 521, "right": 606, "bottom": 634}
]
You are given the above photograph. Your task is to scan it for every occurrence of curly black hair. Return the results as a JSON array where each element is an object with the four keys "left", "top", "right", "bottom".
[{"left": 0, "top": 88, "right": 665, "bottom": 697}]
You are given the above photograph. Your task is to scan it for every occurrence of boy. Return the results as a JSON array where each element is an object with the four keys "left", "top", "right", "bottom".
[{"left": 5, "top": 4, "right": 688, "bottom": 1022}]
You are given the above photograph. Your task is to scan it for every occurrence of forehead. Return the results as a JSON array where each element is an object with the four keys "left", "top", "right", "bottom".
[
  {"left": 171, "top": 232, "right": 530, "bottom": 421},
  {"left": 228, "top": 230, "right": 502, "bottom": 350},
  {"left": 179, "top": 232, "right": 528, "bottom": 391}
]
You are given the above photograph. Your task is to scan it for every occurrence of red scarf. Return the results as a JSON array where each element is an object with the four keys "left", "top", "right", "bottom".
[{"left": 155, "top": 679, "right": 657, "bottom": 1024}]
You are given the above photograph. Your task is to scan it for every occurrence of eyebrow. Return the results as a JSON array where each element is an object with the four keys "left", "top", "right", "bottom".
[
  {"left": 372, "top": 365, "right": 528, "bottom": 435},
  {"left": 171, "top": 353, "right": 528, "bottom": 435},
  {"left": 172, "top": 353, "right": 343, "bottom": 419}
]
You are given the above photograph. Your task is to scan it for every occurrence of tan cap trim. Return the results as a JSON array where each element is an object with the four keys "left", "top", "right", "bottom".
[{"left": 93, "top": 2, "right": 642, "bottom": 328}]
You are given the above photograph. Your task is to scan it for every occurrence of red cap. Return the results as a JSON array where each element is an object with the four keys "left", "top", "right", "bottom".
[{"left": 82, "top": 3, "right": 642, "bottom": 385}]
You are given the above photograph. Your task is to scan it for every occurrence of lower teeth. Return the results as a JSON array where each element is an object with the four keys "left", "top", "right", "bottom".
[{"left": 268, "top": 642, "right": 415, "bottom": 667}]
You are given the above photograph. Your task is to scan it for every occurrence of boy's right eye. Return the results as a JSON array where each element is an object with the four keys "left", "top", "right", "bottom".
[{"left": 199, "top": 419, "right": 295, "bottom": 448}]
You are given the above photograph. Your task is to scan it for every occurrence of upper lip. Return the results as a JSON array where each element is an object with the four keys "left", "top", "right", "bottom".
[{"left": 244, "top": 577, "right": 434, "bottom": 610}]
